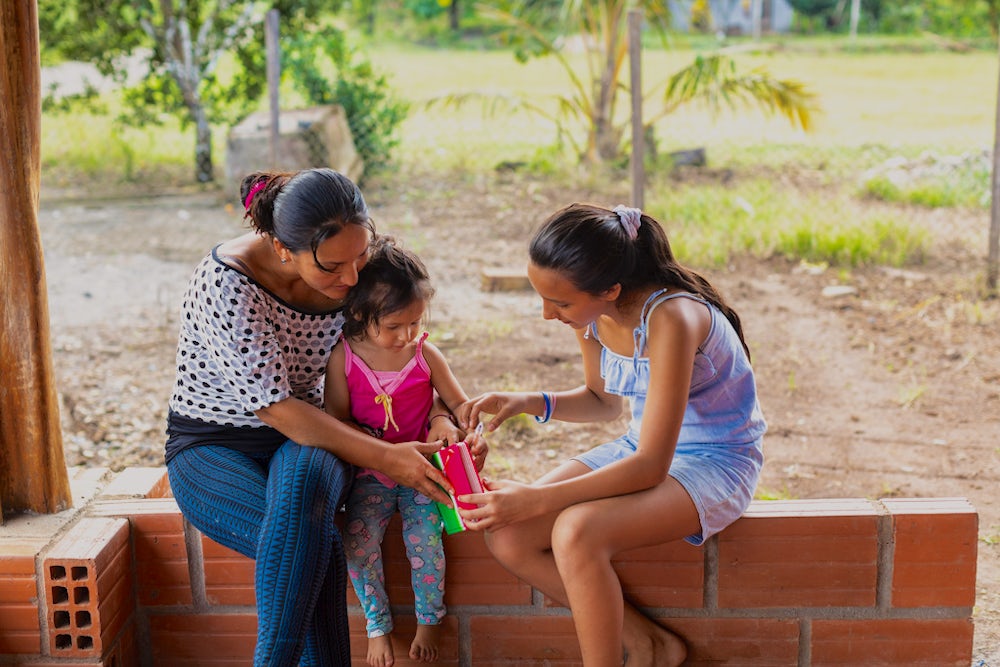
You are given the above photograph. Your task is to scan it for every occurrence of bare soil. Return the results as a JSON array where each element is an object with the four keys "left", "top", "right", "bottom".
[{"left": 38, "top": 167, "right": 1000, "bottom": 663}]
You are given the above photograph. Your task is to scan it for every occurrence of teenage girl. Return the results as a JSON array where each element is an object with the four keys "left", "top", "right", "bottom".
[
  {"left": 456, "top": 203, "right": 766, "bottom": 667},
  {"left": 325, "top": 237, "right": 485, "bottom": 667}
]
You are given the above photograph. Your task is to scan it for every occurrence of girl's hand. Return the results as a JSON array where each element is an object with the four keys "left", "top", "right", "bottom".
[
  {"left": 384, "top": 440, "right": 454, "bottom": 505},
  {"left": 455, "top": 478, "right": 542, "bottom": 532},
  {"left": 427, "top": 413, "right": 465, "bottom": 445},
  {"left": 457, "top": 392, "right": 533, "bottom": 433}
]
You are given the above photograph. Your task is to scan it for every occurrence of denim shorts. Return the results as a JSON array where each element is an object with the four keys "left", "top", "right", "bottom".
[{"left": 573, "top": 435, "right": 763, "bottom": 546}]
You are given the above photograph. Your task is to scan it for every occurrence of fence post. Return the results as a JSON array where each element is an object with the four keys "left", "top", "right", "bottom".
[
  {"left": 628, "top": 9, "right": 644, "bottom": 210},
  {"left": 265, "top": 9, "right": 281, "bottom": 168},
  {"left": 989, "top": 41, "right": 1000, "bottom": 292}
]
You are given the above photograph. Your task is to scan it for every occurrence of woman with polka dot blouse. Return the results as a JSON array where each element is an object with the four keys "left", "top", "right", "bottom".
[{"left": 164, "top": 168, "right": 463, "bottom": 666}]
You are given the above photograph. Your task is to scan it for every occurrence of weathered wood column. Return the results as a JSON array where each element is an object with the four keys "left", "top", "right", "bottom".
[{"left": 0, "top": 1, "right": 72, "bottom": 520}]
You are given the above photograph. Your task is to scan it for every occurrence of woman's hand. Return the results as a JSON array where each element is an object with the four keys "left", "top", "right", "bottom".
[
  {"left": 455, "top": 479, "right": 543, "bottom": 532},
  {"left": 465, "top": 429, "right": 489, "bottom": 472},
  {"left": 427, "top": 414, "right": 465, "bottom": 445},
  {"left": 383, "top": 440, "right": 453, "bottom": 505},
  {"left": 457, "top": 391, "right": 534, "bottom": 433}
]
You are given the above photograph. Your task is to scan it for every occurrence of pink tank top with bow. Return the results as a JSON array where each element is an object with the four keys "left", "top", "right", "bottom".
[{"left": 343, "top": 332, "right": 434, "bottom": 488}]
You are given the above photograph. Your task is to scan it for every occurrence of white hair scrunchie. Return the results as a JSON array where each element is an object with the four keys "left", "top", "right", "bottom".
[{"left": 613, "top": 205, "right": 642, "bottom": 241}]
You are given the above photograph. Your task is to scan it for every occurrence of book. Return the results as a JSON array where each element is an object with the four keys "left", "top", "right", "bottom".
[{"left": 430, "top": 440, "right": 485, "bottom": 534}]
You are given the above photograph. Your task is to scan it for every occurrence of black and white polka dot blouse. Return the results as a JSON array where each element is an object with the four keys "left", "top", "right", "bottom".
[{"left": 168, "top": 247, "right": 345, "bottom": 428}]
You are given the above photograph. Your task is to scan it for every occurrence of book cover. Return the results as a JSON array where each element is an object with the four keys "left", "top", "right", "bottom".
[{"left": 430, "top": 440, "right": 485, "bottom": 534}]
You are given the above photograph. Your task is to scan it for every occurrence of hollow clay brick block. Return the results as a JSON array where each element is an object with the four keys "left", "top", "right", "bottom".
[
  {"left": 811, "top": 618, "right": 974, "bottom": 666},
  {"left": 43, "top": 517, "right": 134, "bottom": 660},
  {"left": 717, "top": 498, "right": 880, "bottom": 608},
  {"left": 0, "top": 539, "right": 45, "bottom": 656},
  {"left": 665, "top": 617, "right": 800, "bottom": 666},
  {"left": 881, "top": 497, "right": 978, "bottom": 608},
  {"left": 613, "top": 540, "right": 705, "bottom": 608},
  {"left": 148, "top": 613, "right": 257, "bottom": 664},
  {"left": 469, "top": 615, "right": 581, "bottom": 665},
  {"left": 131, "top": 510, "right": 192, "bottom": 607},
  {"left": 348, "top": 614, "right": 460, "bottom": 666},
  {"left": 201, "top": 537, "right": 255, "bottom": 606}
]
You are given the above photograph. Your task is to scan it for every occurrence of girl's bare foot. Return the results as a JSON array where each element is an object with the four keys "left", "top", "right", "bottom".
[
  {"left": 367, "top": 634, "right": 395, "bottom": 667},
  {"left": 622, "top": 607, "right": 687, "bottom": 667},
  {"left": 409, "top": 623, "right": 441, "bottom": 663}
]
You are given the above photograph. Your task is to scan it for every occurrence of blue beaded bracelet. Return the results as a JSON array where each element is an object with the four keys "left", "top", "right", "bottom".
[{"left": 534, "top": 392, "right": 553, "bottom": 424}]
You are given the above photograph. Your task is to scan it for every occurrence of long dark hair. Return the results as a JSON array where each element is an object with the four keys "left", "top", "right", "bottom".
[
  {"left": 342, "top": 236, "right": 435, "bottom": 341},
  {"left": 240, "top": 168, "right": 375, "bottom": 269},
  {"left": 529, "top": 203, "right": 751, "bottom": 359}
]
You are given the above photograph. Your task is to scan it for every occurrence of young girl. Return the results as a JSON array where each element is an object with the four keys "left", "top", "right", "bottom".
[
  {"left": 325, "top": 237, "right": 484, "bottom": 667},
  {"left": 456, "top": 203, "right": 766, "bottom": 667}
]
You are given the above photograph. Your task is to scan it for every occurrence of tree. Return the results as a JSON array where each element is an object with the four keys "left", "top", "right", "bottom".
[
  {"left": 438, "top": 0, "right": 816, "bottom": 164},
  {"left": 283, "top": 29, "right": 410, "bottom": 180},
  {"left": 38, "top": 0, "right": 331, "bottom": 183}
]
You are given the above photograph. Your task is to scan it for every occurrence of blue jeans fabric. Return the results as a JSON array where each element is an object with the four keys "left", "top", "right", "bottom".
[{"left": 167, "top": 440, "right": 353, "bottom": 667}]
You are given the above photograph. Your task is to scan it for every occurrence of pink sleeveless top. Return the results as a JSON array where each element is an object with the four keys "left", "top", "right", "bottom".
[{"left": 344, "top": 332, "right": 434, "bottom": 487}]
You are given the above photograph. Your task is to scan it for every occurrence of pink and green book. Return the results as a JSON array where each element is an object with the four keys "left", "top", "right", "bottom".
[{"left": 431, "top": 440, "right": 485, "bottom": 534}]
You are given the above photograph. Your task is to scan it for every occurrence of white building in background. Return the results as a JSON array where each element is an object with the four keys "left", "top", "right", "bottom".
[{"left": 669, "top": 0, "right": 795, "bottom": 34}]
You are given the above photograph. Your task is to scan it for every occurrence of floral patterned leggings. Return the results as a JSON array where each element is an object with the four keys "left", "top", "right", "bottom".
[{"left": 344, "top": 474, "right": 447, "bottom": 637}]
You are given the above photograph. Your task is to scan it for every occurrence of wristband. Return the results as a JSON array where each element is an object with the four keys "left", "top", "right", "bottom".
[
  {"left": 534, "top": 392, "right": 553, "bottom": 424},
  {"left": 428, "top": 413, "right": 457, "bottom": 428}
]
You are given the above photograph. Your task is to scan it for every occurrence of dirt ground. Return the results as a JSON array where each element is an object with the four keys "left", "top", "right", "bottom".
[{"left": 37, "top": 167, "right": 999, "bottom": 663}]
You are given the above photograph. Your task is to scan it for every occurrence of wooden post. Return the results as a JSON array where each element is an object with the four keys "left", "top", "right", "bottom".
[
  {"left": 265, "top": 9, "right": 281, "bottom": 167},
  {"left": 0, "top": 1, "right": 72, "bottom": 520},
  {"left": 628, "top": 9, "right": 644, "bottom": 210},
  {"left": 989, "top": 39, "right": 1000, "bottom": 292}
]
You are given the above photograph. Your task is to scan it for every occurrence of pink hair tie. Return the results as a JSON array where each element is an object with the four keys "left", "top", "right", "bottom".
[
  {"left": 613, "top": 205, "right": 642, "bottom": 240},
  {"left": 244, "top": 179, "right": 267, "bottom": 210}
]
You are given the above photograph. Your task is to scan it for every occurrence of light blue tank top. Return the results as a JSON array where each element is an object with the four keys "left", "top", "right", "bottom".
[{"left": 591, "top": 290, "right": 767, "bottom": 448}]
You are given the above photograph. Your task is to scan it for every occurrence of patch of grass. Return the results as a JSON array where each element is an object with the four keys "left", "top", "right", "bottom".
[
  {"left": 649, "top": 179, "right": 930, "bottom": 267},
  {"left": 42, "top": 106, "right": 219, "bottom": 188},
  {"left": 861, "top": 170, "right": 989, "bottom": 210}
]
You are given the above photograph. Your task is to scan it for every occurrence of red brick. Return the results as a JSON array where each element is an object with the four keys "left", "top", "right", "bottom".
[
  {"left": 613, "top": 541, "right": 705, "bottom": 608},
  {"left": 348, "top": 614, "right": 460, "bottom": 666},
  {"left": 202, "top": 539, "right": 255, "bottom": 606},
  {"left": 811, "top": 618, "right": 974, "bottom": 666},
  {"left": 881, "top": 498, "right": 978, "bottom": 608},
  {"left": 0, "top": 612, "right": 43, "bottom": 655},
  {"left": 132, "top": 512, "right": 192, "bottom": 606},
  {"left": 100, "top": 467, "right": 171, "bottom": 499},
  {"left": 0, "top": 603, "right": 41, "bottom": 631},
  {"left": 718, "top": 501, "right": 879, "bottom": 608},
  {"left": 666, "top": 617, "right": 799, "bottom": 666},
  {"left": 148, "top": 613, "right": 257, "bottom": 664},
  {"left": 0, "top": 539, "right": 45, "bottom": 576},
  {"left": 469, "top": 615, "right": 581, "bottom": 665},
  {"left": 0, "top": 574, "right": 37, "bottom": 604}
]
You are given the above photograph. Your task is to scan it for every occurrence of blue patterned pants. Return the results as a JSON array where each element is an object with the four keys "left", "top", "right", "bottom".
[
  {"left": 344, "top": 474, "right": 446, "bottom": 637},
  {"left": 167, "top": 440, "right": 352, "bottom": 667}
]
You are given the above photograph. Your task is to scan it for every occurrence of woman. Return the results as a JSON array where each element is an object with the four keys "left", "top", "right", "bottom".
[
  {"left": 165, "top": 168, "right": 464, "bottom": 666},
  {"left": 457, "top": 203, "right": 766, "bottom": 667}
]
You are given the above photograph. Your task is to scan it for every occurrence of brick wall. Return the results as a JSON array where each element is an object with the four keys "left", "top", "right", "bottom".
[{"left": 0, "top": 468, "right": 978, "bottom": 666}]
